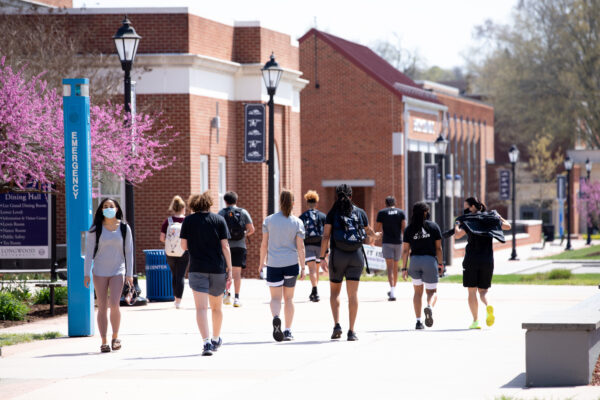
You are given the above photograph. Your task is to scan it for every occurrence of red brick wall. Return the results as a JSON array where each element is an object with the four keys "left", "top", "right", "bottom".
[{"left": 299, "top": 32, "right": 404, "bottom": 224}]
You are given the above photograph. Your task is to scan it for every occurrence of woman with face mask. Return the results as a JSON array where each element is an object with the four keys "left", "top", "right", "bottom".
[
  {"left": 454, "top": 197, "right": 511, "bottom": 329},
  {"left": 84, "top": 198, "right": 134, "bottom": 353}
]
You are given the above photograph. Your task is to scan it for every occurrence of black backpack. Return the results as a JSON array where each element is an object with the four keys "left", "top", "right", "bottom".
[
  {"left": 300, "top": 209, "right": 324, "bottom": 244},
  {"left": 93, "top": 222, "right": 128, "bottom": 269},
  {"left": 224, "top": 207, "right": 246, "bottom": 241},
  {"left": 332, "top": 206, "right": 366, "bottom": 252}
]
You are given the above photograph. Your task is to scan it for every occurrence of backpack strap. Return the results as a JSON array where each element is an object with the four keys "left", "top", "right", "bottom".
[
  {"left": 93, "top": 224, "right": 103, "bottom": 259},
  {"left": 360, "top": 245, "right": 370, "bottom": 274},
  {"left": 120, "top": 222, "right": 127, "bottom": 270},
  {"left": 168, "top": 216, "right": 173, "bottom": 226}
]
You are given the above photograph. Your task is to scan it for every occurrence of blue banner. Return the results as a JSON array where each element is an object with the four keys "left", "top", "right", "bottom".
[
  {"left": 244, "top": 104, "right": 266, "bottom": 163},
  {"left": 499, "top": 170, "right": 511, "bottom": 200},
  {"left": 0, "top": 190, "right": 51, "bottom": 259}
]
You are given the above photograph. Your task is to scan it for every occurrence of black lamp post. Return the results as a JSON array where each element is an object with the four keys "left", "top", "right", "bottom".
[
  {"left": 261, "top": 53, "right": 283, "bottom": 215},
  {"left": 508, "top": 145, "right": 519, "bottom": 261},
  {"left": 434, "top": 133, "right": 448, "bottom": 265},
  {"left": 113, "top": 16, "right": 141, "bottom": 235},
  {"left": 565, "top": 155, "right": 573, "bottom": 250},
  {"left": 586, "top": 158, "right": 593, "bottom": 245}
]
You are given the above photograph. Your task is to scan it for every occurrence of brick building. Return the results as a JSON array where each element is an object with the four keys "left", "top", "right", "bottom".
[
  {"left": 298, "top": 30, "right": 494, "bottom": 256},
  {"left": 6, "top": 7, "right": 307, "bottom": 276}
]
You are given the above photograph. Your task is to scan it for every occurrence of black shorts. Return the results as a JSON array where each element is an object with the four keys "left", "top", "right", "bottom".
[
  {"left": 230, "top": 247, "right": 247, "bottom": 269},
  {"left": 462, "top": 263, "right": 494, "bottom": 289},
  {"left": 329, "top": 248, "right": 364, "bottom": 283}
]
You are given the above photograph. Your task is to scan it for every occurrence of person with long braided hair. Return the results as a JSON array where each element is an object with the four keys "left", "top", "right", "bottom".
[
  {"left": 401, "top": 202, "right": 443, "bottom": 330},
  {"left": 319, "top": 184, "right": 379, "bottom": 341}
]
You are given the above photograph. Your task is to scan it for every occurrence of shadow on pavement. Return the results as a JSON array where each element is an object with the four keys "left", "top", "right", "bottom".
[
  {"left": 501, "top": 372, "right": 526, "bottom": 388},
  {"left": 36, "top": 352, "right": 100, "bottom": 358},
  {"left": 366, "top": 328, "right": 472, "bottom": 333},
  {"left": 124, "top": 354, "right": 201, "bottom": 360}
]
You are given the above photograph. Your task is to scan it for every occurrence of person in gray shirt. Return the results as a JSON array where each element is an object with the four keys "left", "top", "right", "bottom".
[
  {"left": 258, "top": 190, "right": 306, "bottom": 342},
  {"left": 218, "top": 191, "right": 255, "bottom": 307},
  {"left": 84, "top": 198, "right": 133, "bottom": 353}
]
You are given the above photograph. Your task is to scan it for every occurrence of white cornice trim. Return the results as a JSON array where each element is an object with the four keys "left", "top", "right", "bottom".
[
  {"left": 403, "top": 96, "right": 448, "bottom": 113},
  {"left": 322, "top": 180, "right": 375, "bottom": 187}
]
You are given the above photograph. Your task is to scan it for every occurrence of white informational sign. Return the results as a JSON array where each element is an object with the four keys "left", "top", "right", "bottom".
[{"left": 363, "top": 245, "right": 386, "bottom": 271}]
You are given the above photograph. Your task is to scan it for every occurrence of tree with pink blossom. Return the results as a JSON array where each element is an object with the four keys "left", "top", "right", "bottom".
[
  {"left": 578, "top": 180, "right": 600, "bottom": 228},
  {"left": 0, "top": 56, "right": 178, "bottom": 192}
]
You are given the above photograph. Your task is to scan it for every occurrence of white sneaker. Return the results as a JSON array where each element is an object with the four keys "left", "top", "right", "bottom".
[
  {"left": 223, "top": 292, "right": 232, "bottom": 305},
  {"left": 174, "top": 302, "right": 181, "bottom": 309},
  {"left": 233, "top": 298, "right": 241, "bottom": 307}
]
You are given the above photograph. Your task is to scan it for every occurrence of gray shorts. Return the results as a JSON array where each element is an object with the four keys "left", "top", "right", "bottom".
[
  {"left": 329, "top": 248, "right": 364, "bottom": 283},
  {"left": 408, "top": 255, "right": 438, "bottom": 287},
  {"left": 305, "top": 245, "right": 321, "bottom": 262},
  {"left": 188, "top": 272, "right": 226, "bottom": 297},
  {"left": 382, "top": 243, "right": 402, "bottom": 261}
]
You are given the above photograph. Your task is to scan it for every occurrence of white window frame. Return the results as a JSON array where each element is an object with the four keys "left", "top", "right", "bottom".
[
  {"left": 218, "top": 156, "right": 227, "bottom": 210},
  {"left": 200, "top": 155, "right": 209, "bottom": 193}
]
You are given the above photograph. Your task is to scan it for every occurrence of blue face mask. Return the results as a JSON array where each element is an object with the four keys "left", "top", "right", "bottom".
[{"left": 102, "top": 207, "right": 117, "bottom": 219}]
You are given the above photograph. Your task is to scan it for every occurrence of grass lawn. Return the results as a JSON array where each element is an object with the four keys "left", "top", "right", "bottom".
[
  {"left": 439, "top": 272, "right": 600, "bottom": 286},
  {"left": 542, "top": 244, "right": 600, "bottom": 260},
  {"left": 0, "top": 332, "right": 61, "bottom": 347}
]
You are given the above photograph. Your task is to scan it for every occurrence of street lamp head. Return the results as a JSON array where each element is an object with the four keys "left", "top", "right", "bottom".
[
  {"left": 434, "top": 133, "right": 448, "bottom": 155},
  {"left": 564, "top": 155, "right": 573, "bottom": 171},
  {"left": 508, "top": 144, "right": 519, "bottom": 163},
  {"left": 586, "top": 158, "right": 592, "bottom": 172},
  {"left": 113, "top": 15, "right": 142, "bottom": 70},
  {"left": 261, "top": 53, "right": 283, "bottom": 95}
]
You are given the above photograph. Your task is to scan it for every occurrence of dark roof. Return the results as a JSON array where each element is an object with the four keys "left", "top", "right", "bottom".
[{"left": 299, "top": 29, "right": 441, "bottom": 105}]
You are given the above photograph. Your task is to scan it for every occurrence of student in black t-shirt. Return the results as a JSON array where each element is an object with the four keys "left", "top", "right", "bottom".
[
  {"left": 401, "top": 202, "right": 442, "bottom": 330},
  {"left": 299, "top": 190, "right": 327, "bottom": 302},
  {"left": 375, "top": 196, "right": 406, "bottom": 301},
  {"left": 455, "top": 197, "right": 511, "bottom": 330},
  {"left": 180, "top": 192, "right": 233, "bottom": 356},
  {"left": 319, "top": 184, "right": 379, "bottom": 341}
]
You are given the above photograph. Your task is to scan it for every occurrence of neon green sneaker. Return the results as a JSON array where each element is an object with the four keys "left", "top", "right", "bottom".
[
  {"left": 469, "top": 320, "right": 481, "bottom": 329},
  {"left": 486, "top": 305, "right": 495, "bottom": 327}
]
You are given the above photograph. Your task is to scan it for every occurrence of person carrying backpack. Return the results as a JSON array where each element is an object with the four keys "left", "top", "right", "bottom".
[
  {"left": 218, "top": 191, "right": 255, "bottom": 307},
  {"left": 160, "top": 195, "right": 188, "bottom": 309},
  {"left": 84, "top": 198, "right": 133, "bottom": 353},
  {"left": 319, "top": 184, "right": 379, "bottom": 341},
  {"left": 299, "top": 190, "right": 326, "bottom": 302}
]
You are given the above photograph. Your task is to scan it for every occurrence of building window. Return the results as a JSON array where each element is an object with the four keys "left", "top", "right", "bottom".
[
  {"left": 200, "top": 155, "right": 208, "bottom": 193},
  {"left": 93, "top": 173, "right": 125, "bottom": 217},
  {"left": 218, "top": 157, "right": 226, "bottom": 209}
]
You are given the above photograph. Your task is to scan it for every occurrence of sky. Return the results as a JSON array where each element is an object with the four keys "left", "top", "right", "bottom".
[{"left": 73, "top": 0, "right": 518, "bottom": 69}]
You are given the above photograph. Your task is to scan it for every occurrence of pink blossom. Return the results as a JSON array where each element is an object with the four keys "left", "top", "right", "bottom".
[{"left": 0, "top": 57, "right": 178, "bottom": 190}]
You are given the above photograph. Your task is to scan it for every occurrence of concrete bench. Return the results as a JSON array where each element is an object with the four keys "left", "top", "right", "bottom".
[{"left": 522, "top": 292, "right": 600, "bottom": 386}]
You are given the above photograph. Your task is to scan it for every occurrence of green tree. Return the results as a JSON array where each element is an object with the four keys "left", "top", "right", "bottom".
[
  {"left": 470, "top": 0, "right": 600, "bottom": 152},
  {"left": 527, "top": 133, "right": 563, "bottom": 215}
]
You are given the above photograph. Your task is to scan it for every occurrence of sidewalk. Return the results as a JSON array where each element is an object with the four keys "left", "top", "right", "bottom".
[
  {"left": 447, "top": 238, "right": 597, "bottom": 276},
  {"left": 1, "top": 279, "right": 600, "bottom": 400}
]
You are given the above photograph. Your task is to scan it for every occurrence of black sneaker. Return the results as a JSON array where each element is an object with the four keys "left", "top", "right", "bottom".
[
  {"left": 283, "top": 330, "right": 294, "bottom": 341},
  {"left": 415, "top": 321, "right": 425, "bottom": 330},
  {"left": 272, "top": 316, "right": 284, "bottom": 342},
  {"left": 202, "top": 341, "right": 213, "bottom": 356},
  {"left": 424, "top": 306, "right": 434, "bottom": 327},
  {"left": 347, "top": 330, "right": 358, "bottom": 341},
  {"left": 387, "top": 291, "right": 396, "bottom": 301},
  {"left": 211, "top": 337, "right": 222, "bottom": 351},
  {"left": 331, "top": 323, "right": 343, "bottom": 339}
]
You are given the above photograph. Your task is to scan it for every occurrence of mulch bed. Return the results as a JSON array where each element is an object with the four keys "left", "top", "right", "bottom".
[{"left": 0, "top": 304, "right": 68, "bottom": 329}]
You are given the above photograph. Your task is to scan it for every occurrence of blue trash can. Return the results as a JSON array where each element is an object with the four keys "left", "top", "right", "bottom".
[{"left": 143, "top": 249, "right": 174, "bottom": 301}]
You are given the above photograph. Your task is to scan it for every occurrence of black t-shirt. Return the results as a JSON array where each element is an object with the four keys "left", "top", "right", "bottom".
[
  {"left": 179, "top": 212, "right": 230, "bottom": 273},
  {"left": 464, "top": 232, "right": 494, "bottom": 267},
  {"left": 403, "top": 220, "right": 442, "bottom": 257},
  {"left": 376, "top": 207, "right": 406, "bottom": 244},
  {"left": 325, "top": 206, "right": 369, "bottom": 249},
  {"left": 299, "top": 209, "right": 327, "bottom": 245}
]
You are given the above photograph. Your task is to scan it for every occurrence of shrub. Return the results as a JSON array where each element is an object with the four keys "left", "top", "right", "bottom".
[
  {"left": 6, "top": 285, "right": 32, "bottom": 303},
  {"left": 0, "top": 292, "right": 30, "bottom": 321},
  {"left": 33, "top": 287, "right": 68, "bottom": 305},
  {"left": 548, "top": 269, "right": 572, "bottom": 280}
]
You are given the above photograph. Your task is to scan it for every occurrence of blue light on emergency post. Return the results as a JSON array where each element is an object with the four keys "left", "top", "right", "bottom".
[{"left": 62, "top": 78, "right": 94, "bottom": 337}]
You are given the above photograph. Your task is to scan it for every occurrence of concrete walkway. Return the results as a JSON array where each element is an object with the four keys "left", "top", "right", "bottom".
[{"left": 2, "top": 279, "right": 600, "bottom": 400}]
